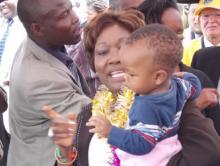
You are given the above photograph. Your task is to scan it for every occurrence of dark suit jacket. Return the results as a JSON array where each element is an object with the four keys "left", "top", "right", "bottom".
[{"left": 191, "top": 46, "right": 220, "bottom": 88}]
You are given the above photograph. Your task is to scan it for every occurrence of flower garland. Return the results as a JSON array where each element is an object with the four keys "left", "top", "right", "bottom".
[
  {"left": 91, "top": 85, "right": 135, "bottom": 166},
  {"left": 91, "top": 84, "right": 135, "bottom": 128}
]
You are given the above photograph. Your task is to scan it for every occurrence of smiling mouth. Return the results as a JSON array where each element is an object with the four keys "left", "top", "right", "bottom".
[{"left": 111, "top": 71, "right": 125, "bottom": 78}]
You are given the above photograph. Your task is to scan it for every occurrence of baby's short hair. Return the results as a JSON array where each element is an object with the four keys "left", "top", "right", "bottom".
[{"left": 126, "top": 24, "right": 183, "bottom": 72}]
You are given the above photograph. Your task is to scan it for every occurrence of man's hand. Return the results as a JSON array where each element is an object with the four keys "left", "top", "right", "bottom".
[
  {"left": 195, "top": 88, "right": 219, "bottom": 110},
  {"left": 86, "top": 115, "right": 112, "bottom": 138},
  {"left": 43, "top": 105, "right": 77, "bottom": 148}
]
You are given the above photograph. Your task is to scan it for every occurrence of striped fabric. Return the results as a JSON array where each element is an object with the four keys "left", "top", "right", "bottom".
[{"left": 0, "top": 18, "right": 13, "bottom": 63}]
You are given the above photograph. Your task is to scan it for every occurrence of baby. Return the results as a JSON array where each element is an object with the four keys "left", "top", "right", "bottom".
[{"left": 87, "top": 24, "right": 201, "bottom": 163}]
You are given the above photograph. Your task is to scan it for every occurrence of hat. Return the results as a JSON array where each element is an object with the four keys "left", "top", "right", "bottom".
[{"left": 195, "top": 0, "right": 220, "bottom": 16}]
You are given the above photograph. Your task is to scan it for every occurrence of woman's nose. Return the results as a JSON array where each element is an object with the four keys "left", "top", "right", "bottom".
[{"left": 109, "top": 48, "right": 121, "bottom": 64}]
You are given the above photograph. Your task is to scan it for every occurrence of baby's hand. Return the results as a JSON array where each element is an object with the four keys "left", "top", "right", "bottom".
[{"left": 86, "top": 115, "right": 112, "bottom": 138}]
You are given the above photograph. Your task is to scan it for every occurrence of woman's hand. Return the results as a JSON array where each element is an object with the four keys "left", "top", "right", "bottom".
[
  {"left": 86, "top": 115, "right": 112, "bottom": 138},
  {"left": 43, "top": 106, "right": 77, "bottom": 149},
  {"left": 195, "top": 88, "right": 219, "bottom": 110}
]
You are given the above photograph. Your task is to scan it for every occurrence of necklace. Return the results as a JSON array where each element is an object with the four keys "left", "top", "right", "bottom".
[{"left": 91, "top": 84, "right": 135, "bottom": 128}]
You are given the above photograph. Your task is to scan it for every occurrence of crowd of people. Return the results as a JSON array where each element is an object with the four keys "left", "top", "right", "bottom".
[{"left": 0, "top": 0, "right": 220, "bottom": 166}]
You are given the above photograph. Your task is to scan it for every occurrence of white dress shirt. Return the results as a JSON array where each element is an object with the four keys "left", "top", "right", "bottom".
[{"left": 0, "top": 16, "right": 26, "bottom": 87}]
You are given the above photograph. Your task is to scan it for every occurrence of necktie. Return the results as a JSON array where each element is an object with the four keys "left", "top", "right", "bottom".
[{"left": 0, "top": 18, "right": 13, "bottom": 63}]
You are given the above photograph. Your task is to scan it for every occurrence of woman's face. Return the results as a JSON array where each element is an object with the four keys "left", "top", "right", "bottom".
[
  {"left": 161, "top": 7, "right": 184, "bottom": 41},
  {"left": 94, "top": 24, "right": 130, "bottom": 93}
]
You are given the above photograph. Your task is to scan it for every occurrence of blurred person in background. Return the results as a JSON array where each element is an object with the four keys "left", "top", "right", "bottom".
[
  {"left": 0, "top": 0, "right": 26, "bottom": 89},
  {"left": 86, "top": 0, "right": 108, "bottom": 23},
  {"left": 183, "top": 3, "right": 203, "bottom": 45},
  {"left": 0, "top": 0, "right": 26, "bottom": 134},
  {"left": 0, "top": 0, "right": 26, "bottom": 88},
  {"left": 182, "top": 0, "right": 220, "bottom": 66}
]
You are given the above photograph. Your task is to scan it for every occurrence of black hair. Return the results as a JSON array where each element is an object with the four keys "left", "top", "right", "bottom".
[
  {"left": 17, "top": 0, "right": 43, "bottom": 32},
  {"left": 126, "top": 24, "right": 183, "bottom": 70},
  {"left": 137, "top": 0, "right": 179, "bottom": 24}
]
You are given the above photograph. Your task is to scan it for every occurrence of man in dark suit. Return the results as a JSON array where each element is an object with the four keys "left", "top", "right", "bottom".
[{"left": 191, "top": 46, "right": 220, "bottom": 88}]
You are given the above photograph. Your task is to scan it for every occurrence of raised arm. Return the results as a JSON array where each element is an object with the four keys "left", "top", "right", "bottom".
[{"left": 43, "top": 106, "right": 77, "bottom": 166}]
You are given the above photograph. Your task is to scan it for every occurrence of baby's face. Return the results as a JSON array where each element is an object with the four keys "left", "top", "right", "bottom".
[{"left": 119, "top": 40, "right": 158, "bottom": 95}]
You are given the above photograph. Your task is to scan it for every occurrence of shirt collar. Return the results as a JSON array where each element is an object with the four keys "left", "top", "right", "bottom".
[
  {"left": 204, "top": 37, "right": 220, "bottom": 47},
  {"left": 44, "top": 46, "right": 73, "bottom": 66}
]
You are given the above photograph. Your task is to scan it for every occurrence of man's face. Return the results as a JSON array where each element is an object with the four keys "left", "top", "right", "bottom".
[
  {"left": 199, "top": 8, "right": 220, "bottom": 42},
  {"left": 161, "top": 8, "right": 184, "bottom": 41},
  {"left": 188, "top": 4, "right": 202, "bottom": 34},
  {"left": 38, "top": 0, "right": 81, "bottom": 48},
  {"left": 0, "top": 0, "right": 17, "bottom": 19}
]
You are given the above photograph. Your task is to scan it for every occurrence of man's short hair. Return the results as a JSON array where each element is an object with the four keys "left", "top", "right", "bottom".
[{"left": 17, "top": 0, "right": 44, "bottom": 32}]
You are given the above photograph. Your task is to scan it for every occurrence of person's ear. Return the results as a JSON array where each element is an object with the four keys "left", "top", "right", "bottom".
[
  {"left": 154, "top": 70, "right": 168, "bottom": 86},
  {"left": 30, "top": 22, "right": 44, "bottom": 37}
]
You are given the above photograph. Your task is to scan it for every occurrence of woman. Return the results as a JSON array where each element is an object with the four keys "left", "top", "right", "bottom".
[{"left": 45, "top": 10, "right": 220, "bottom": 166}]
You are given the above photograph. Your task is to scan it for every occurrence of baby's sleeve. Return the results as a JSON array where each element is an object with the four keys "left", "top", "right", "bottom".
[{"left": 181, "top": 72, "right": 202, "bottom": 100}]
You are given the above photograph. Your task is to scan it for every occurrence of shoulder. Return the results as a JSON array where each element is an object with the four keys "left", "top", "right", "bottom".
[
  {"left": 192, "top": 46, "right": 220, "bottom": 70},
  {"left": 194, "top": 46, "right": 220, "bottom": 58}
]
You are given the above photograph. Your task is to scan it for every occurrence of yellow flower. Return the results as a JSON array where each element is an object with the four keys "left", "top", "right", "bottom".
[{"left": 92, "top": 85, "right": 134, "bottom": 128}]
